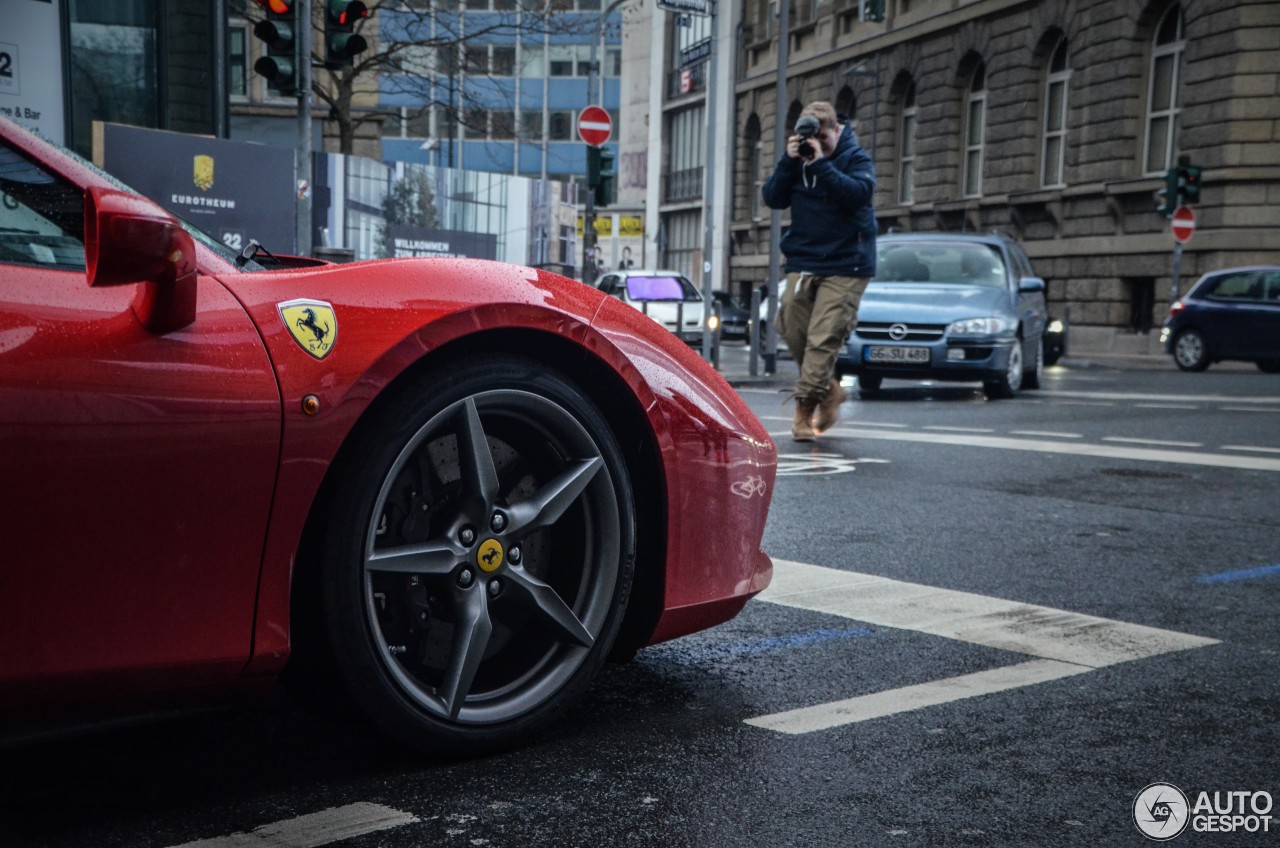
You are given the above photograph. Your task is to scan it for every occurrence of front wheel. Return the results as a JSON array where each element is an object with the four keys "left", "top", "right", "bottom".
[
  {"left": 1173, "top": 329, "right": 1211, "bottom": 371},
  {"left": 319, "top": 356, "right": 635, "bottom": 755},
  {"left": 984, "top": 339, "right": 1024, "bottom": 399}
]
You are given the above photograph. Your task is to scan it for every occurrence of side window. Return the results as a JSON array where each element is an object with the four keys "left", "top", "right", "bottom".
[
  {"left": 1012, "top": 246, "right": 1035, "bottom": 279},
  {"left": 1208, "top": 272, "right": 1258, "bottom": 301},
  {"left": 599, "top": 274, "right": 620, "bottom": 296},
  {"left": 1261, "top": 272, "right": 1280, "bottom": 301},
  {"left": 0, "top": 142, "right": 86, "bottom": 271}
]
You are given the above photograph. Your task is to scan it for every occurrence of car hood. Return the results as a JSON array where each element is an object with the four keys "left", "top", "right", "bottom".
[{"left": 858, "top": 283, "right": 1013, "bottom": 322}]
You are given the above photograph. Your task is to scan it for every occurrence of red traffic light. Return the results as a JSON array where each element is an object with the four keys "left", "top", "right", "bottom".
[
  {"left": 256, "top": 0, "right": 293, "bottom": 13},
  {"left": 331, "top": 1, "right": 368, "bottom": 25}
]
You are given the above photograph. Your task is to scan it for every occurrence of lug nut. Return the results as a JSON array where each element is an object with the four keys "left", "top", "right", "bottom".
[
  {"left": 490, "top": 512, "right": 507, "bottom": 533},
  {"left": 508, "top": 545, "right": 522, "bottom": 565},
  {"left": 460, "top": 527, "right": 476, "bottom": 546},
  {"left": 488, "top": 579, "right": 502, "bottom": 597},
  {"left": 457, "top": 568, "right": 475, "bottom": 588}
]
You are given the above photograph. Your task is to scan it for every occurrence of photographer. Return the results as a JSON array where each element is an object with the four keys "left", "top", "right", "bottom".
[{"left": 763, "top": 101, "right": 876, "bottom": 441}]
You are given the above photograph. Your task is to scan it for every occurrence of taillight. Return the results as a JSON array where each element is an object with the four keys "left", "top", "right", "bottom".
[{"left": 1168, "top": 301, "right": 1185, "bottom": 316}]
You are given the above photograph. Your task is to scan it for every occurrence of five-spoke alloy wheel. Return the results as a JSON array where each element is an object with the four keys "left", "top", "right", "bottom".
[{"left": 320, "top": 356, "right": 635, "bottom": 754}]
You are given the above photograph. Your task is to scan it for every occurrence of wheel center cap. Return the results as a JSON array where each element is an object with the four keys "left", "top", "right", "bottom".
[{"left": 477, "top": 538, "right": 505, "bottom": 573}]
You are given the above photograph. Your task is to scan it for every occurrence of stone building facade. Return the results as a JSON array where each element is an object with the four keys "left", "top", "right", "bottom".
[{"left": 729, "top": 0, "right": 1280, "bottom": 354}]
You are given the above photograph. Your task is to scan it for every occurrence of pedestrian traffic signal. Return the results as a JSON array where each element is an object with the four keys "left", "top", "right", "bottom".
[
  {"left": 1155, "top": 166, "right": 1178, "bottom": 218},
  {"left": 590, "top": 146, "right": 615, "bottom": 207},
  {"left": 1177, "top": 162, "right": 1202, "bottom": 205},
  {"left": 324, "top": 1, "right": 369, "bottom": 68},
  {"left": 253, "top": 0, "right": 296, "bottom": 93}
]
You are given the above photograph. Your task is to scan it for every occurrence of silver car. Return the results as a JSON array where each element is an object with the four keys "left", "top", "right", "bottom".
[
  {"left": 835, "top": 233, "right": 1049, "bottom": 398},
  {"left": 593, "top": 269, "right": 713, "bottom": 345}
]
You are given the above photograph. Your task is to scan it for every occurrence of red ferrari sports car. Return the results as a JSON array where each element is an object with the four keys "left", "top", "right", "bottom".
[{"left": 0, "top": 117, "right": 775, "bottom": 753}]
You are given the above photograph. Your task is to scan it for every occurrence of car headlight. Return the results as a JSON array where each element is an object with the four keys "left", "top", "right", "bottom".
[
  {"left": 948, "top": 317, "right": 1014, "bottom": 337},
  {"left": 1047, "top": 319, "right": 1064, "bottom": 334},
  {"left": 708, "top": 314, "right": 720, "bottom": 331}
]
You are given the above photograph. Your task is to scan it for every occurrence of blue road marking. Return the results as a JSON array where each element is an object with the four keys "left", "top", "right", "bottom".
[
  {"left": 649, "top": 627, "right": 875, "bottom": 663},
  {"left": 1197, "top": 563, "right": 1280, "bottom": 585}
]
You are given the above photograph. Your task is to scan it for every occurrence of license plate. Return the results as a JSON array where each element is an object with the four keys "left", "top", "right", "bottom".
[{"left": 865, "top": 345, "right": 929, "bottom": 364}]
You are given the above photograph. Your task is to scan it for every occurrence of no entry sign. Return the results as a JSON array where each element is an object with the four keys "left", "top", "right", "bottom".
[
  {"left": 1171, "top": 205, "right": 1196, "bottom": 243},
  {"left": 577, "top": 105, "right": 612, "bottom": 147}
]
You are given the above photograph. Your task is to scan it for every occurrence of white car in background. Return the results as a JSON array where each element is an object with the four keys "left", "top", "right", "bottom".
[{"left": 593, "top": 269, "right": 714, "bottom": 345}]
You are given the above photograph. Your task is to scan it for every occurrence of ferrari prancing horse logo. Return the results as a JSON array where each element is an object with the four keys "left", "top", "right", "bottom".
[{"left": 278, "top": 298, "right": 337, "bottom": 359}]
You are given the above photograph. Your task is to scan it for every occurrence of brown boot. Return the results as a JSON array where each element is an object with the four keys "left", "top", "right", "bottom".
[
  {"left": 812, "top": 379, "right": 848, "bottom": 434},
  {"left": 792, "top": 396, "right": 818, "bottom": 442}
]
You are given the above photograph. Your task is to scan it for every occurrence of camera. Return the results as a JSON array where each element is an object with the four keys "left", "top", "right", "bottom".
[{"left": 794, "top": 115, "right": 820, "bottom": 159}]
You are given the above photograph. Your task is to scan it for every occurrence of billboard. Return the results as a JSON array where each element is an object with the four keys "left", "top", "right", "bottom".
[{"left": 97, "top": 123, "right": 296, "bottom": 255}]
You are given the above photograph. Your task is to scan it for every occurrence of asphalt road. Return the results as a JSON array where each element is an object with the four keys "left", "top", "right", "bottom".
[{"left": 3, "top": 361, "right": 1278, "bottom": 848}]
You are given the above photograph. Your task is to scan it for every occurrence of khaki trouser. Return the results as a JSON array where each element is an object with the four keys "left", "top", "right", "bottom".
[{"left": 780, "top": 272, "right": 870, "bottom": 401}]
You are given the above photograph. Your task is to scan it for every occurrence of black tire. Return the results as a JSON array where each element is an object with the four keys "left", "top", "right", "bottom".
[
  {"left": 319, "top": 356, "right": 635, "bottom": 755},
  {"left": 984, "top": 338, "right": 1025, "bottom": 399},
  {"left": 1022, "top": 336, "right": 1044, "bottom": 391},
  {"left": 1256, "top": 359, "right": 1280, "bottom": 374},
  {"left": 1173, "top": 328, "right": 1211, "bottom": 371}
]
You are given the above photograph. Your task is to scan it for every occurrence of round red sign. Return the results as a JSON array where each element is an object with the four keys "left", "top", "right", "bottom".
[
  {"left": 1171, "top": 205, "right": 1196, "bottom": 244},
  {"left": 577, "top": 105, "right": 612, "bottom": 147}
]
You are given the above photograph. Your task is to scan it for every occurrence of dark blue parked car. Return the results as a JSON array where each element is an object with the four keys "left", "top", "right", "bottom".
[
  {"left": 1161, "top": 266, "right": 1280, "bottom": 373},
  {"left": 835, "top": 233, "right": 1049, "bottom": 398}
]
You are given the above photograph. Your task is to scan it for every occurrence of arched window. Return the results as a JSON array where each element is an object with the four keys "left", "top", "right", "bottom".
[
  {"left": 899, "top": 82, "right": 917, "bottom": 204},
  {"left": 963, "top": 63, "right": 986, "bottom": 197},
  {"left": 1145, "top": 5, "right": 1185, "bottom": 174},
  {"left": 1041, "top": 39, "right": 1069, "bottom": 187}
]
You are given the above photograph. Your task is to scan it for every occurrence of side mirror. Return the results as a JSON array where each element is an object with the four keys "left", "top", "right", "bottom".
[
  {"left": 1018, "top": 276, "right": 1046, "bottom": 293},
  {"left": 85, "top": 187, "right": 197, "bottom": 333}
]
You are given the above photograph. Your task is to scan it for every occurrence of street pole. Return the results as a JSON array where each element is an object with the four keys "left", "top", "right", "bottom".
[
  {"left": 1171, "top": 242, "right": 1183, "bottom": 303},
  {"left": 296, "top": 0, "right": 313, "bottom": 256},
  {"left": 585, "top": 0, "right": 626, "bottom": 283},
  {"left": 698, "top": 0, "right": 718, "bottom": 361},
  {"left": 764, "top": 0, "right": 791, "bottom": 375}
]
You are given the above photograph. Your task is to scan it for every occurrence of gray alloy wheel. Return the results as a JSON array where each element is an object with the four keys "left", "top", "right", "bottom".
[
  {"left": 1173, "top": 329, "right": 1211, "bottom": 371},
  {"left": 985, "top": 339, "right": 1024, "bottom": 399},
  {"left": 320, "top": 358, "right": 634, "bottom": 754}
]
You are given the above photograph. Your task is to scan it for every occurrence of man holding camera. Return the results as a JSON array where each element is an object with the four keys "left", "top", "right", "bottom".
[{"left": 763, "top": 100, "right": 877, "bottom": 441}]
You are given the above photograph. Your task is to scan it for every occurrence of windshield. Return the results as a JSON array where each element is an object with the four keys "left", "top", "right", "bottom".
[
  {"left": 874, "top": 243, "right": 1007, "bottom": 288},
  {"left": 625, "top": 275, "right": 702, "bottom": 302}
]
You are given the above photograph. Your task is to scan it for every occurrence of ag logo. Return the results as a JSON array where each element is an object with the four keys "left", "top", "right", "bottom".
[
  {"left": 1134, "top": 783, "right": 1190, "bottom": 841},
  {"left": 278, "top": 298, "right": 337, "bottom": 360},
  {"left": 193, "top": 155, "right": 214, "bottom": 191},
  {"left": 476, "top": 539, "right": 504, "bottom": 573}
]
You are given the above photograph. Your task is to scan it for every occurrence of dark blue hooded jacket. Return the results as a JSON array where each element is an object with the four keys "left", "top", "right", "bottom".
[{"left": 761, "top": 126, "right": 877, "bottom": 277}]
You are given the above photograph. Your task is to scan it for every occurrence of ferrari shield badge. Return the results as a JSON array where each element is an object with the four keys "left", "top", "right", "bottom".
[{"left": 278, "top": 298, "right": 337, "bottom": 360}]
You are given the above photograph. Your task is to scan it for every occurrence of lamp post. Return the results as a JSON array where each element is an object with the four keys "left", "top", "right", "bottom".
[{"left": 584, "top": 0, "right": 626, "bottom": 283}]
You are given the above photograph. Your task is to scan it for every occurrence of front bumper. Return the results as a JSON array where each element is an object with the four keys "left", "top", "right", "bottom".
[{"left": 836, "top": 336, "right": 1020, "bottom": 382}]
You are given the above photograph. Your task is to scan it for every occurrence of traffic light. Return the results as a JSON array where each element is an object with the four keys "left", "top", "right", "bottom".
[
  {"left": 253, "top": 0, "right": 296, "bottom": 93},
  {"left": 1155, "top": 166, "right": 1178, "bottom": 218},
  {"left": 593, "top": 147, "right": 616, "bottom": 207},
  {"left": 1177, "top": 162, "right": 1202, "bottom": 205},
  {"left": 324, "top": 1, "right": 369, "bottom": 68}
]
